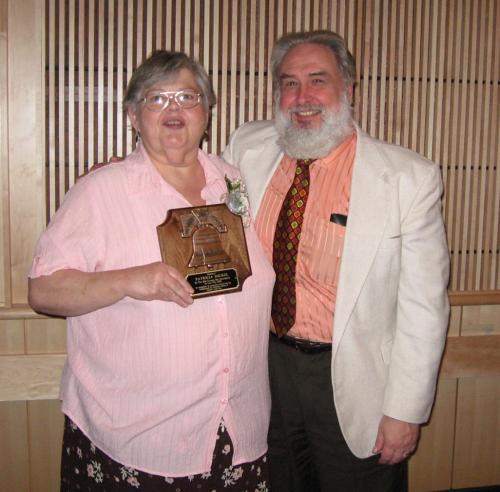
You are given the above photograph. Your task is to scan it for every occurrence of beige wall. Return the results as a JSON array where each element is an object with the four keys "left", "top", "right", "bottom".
[{"left": 0, "top": 1, "right": 499, "bottom": 491}]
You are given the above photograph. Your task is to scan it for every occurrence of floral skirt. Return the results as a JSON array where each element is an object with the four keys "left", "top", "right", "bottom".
[{"left": 61, "top": 416, "right": 269, "bottom": 491}]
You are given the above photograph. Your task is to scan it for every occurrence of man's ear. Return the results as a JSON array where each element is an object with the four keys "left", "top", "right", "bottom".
[{"left": 346, "top": 84, "right": 354, "bottom": 105}]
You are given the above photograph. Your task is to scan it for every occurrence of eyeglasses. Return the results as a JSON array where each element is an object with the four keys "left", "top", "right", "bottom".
[{"left": 141, "top": 90, "right": 202, "bottom": 111}]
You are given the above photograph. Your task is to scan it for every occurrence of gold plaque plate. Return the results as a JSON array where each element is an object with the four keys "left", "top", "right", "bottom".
[{"left": 157, "top": 204, "right": 252, "bottom": 298}]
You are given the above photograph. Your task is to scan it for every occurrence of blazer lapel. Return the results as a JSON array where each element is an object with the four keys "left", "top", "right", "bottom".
[
  {"left": 332, "top": 130, "right": 392, "bottom": 352},
  {"left": 239, "top": 141, "right": 283, "bottom": 214}
]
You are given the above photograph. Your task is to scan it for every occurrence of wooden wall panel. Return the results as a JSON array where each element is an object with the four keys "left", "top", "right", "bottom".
[
  {"left": 0, "top": 354, "right": 66, "bottom": 401},
  {"left": 7, "top": 0, "right": 45, "bottom": 304},
  {"left": 25, "top": 317, "right": 67, "bottom": 354},
  {"left": 441, "top": 335, "right": 500, "bottom": 379},
  {"left": 1, "top": 325, "right": 499, "bottom": 490},
  {"left": 453, "top": 377, "right": 500, "bottom": 489},
  {"left": 0, "top": 401, "right": 30, "bottom": 492},
  {"left": 448, "top": 305, "right": 462, "bottom": 337},
  {"left": 461, "top": 304, "right": 500, "bottom": 336},
  {"left": 408, "top": 378, "right": 457, "bottom": 492},
  {"left": 0, "top": 318, "right": 24, "bottom": 354},
  {"left": 0, "top": 0, "right": 8, "bottom": 308},
  {"left": 28, "top": 400, "right": 64, "bottom": 492},
  {"left": 0, "top": 401, "right": 65, "bottom": 492}
]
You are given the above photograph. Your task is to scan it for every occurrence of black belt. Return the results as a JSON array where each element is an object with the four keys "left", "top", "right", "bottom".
[{"left": 271, "top": 331, "right": 332, "bottom": 354}]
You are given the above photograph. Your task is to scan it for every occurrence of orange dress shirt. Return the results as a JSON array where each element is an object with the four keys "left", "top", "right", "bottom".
[{"left": 255, "top": 133, "right": 356, "bottom": 342}]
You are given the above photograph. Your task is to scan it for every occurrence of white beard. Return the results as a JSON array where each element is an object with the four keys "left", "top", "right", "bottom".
[{"left": 274, "top": 93, "right": 354, "bottom": 159}]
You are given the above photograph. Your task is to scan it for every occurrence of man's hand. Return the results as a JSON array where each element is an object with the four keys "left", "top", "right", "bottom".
[{"left": 372, "top": 415, "right": 420, "bottom": 464}]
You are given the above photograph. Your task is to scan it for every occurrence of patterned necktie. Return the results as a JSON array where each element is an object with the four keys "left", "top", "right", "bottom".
[{"left": 271, "top": 159, "right": 313, "bottom": 337}]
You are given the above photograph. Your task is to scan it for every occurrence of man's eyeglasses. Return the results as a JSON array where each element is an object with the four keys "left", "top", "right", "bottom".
[{"left": 141, "top": 90, "right": 202, "bottom": 111}]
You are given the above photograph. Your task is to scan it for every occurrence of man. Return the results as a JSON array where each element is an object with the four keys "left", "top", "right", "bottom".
[{"left": 222, "top": 30, "right": 450, "bottom": 491}]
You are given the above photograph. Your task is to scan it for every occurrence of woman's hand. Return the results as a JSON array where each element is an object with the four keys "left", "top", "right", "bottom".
[{"left": 123, "top": 262, "right": 194, "bottom": 307}]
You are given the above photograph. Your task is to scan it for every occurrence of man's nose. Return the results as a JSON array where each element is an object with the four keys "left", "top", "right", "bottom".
[{"left": 295, "top": 84, "right": 311, "bottom": 104}]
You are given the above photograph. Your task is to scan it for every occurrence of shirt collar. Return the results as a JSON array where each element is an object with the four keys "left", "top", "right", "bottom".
[
  {"left": 282, "top": 131, "right": 357, "bottom": 169},
  {"left": 125, "top": 143, "right": 224, "bottom": 200}
]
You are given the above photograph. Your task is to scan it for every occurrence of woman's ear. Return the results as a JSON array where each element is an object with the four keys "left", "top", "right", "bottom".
[
  {"left": 202, "top": 108, "right": 212, "bottom": 141},
  {"left": 127, "top": 107, "right": 139, "bottom": 132}
]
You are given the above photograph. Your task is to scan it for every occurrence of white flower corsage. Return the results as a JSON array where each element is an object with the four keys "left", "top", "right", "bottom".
[{"left": 222, "top": 175, "right": 251, "bottom": 227}]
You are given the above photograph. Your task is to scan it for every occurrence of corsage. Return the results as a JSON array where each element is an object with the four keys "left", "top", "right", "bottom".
[{"left": 222, "top": 175, "right": 251, "bottom": 227}]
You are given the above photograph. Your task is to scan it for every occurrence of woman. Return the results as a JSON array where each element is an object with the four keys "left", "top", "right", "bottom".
[{"left": 28, "top": 51, "right": 274, "bottom": 491}]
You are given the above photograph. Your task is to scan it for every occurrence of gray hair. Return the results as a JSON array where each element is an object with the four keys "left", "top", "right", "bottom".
[
  {"left": 123, "top": 50, "right": 216, "bottom": 112},
  {"left": 270, "top": 30, "right": 356, "bottom": 98}
]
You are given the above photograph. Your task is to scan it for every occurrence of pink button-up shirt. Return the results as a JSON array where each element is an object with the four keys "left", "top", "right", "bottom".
[{"left": 29, "top": 145, "right": 275, "bottom": 477}]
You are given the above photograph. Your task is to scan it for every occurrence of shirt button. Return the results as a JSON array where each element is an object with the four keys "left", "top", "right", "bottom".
[
  {"left": 223, "top": 367, "right": 229, "bottom": 373},
  {"left": 223, "top": 332, "right": 228, "bottom": 337},
  {"left": 217, "top": 297, "right": 224, "bottom": 304},
  {"left": 221, "top": 398, "right": 227, "bottom": 405}
]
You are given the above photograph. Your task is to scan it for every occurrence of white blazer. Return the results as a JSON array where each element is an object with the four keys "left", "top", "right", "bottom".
[{"left": 222, "top": 120, "right": 450, "bottom": 458}]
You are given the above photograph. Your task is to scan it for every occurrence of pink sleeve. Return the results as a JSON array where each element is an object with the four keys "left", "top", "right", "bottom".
[{"left": 29, "top": 177, "right": 105, "bottom": 278}]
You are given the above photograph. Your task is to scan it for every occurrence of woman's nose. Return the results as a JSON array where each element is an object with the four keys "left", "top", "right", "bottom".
[{"left": 164, "top": 98, "right": 181, "bottom": 112}]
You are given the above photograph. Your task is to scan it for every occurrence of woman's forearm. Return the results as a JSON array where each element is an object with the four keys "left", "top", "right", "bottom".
[
  {"left": 28, "top": 269, "right": 130, "bottom": 317},
  {"left": 28, "top": 262, "right": 194, "bottom": 317}
]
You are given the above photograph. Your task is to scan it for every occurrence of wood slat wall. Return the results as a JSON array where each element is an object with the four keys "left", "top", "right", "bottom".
[{"left": 44, "top": 0, "right": 499, "bottom": 294}]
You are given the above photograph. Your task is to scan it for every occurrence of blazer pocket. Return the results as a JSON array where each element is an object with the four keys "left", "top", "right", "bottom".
[{"left": 378, "top": 235, "right": 402, "bottom": 251}]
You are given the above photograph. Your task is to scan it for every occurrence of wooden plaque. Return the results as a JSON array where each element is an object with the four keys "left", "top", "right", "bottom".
[{"left": 157, "top": 204, "right": 252, "bottom": 298}]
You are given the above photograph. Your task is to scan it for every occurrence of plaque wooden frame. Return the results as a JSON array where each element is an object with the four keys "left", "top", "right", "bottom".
[{"left": 157, "top": 204, "right": 252, "bottom": 298}]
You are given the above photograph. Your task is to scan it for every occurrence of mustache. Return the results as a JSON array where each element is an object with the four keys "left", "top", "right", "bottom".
[{"left": 287, "top": 104, "right": 325, "bottom": 115}]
